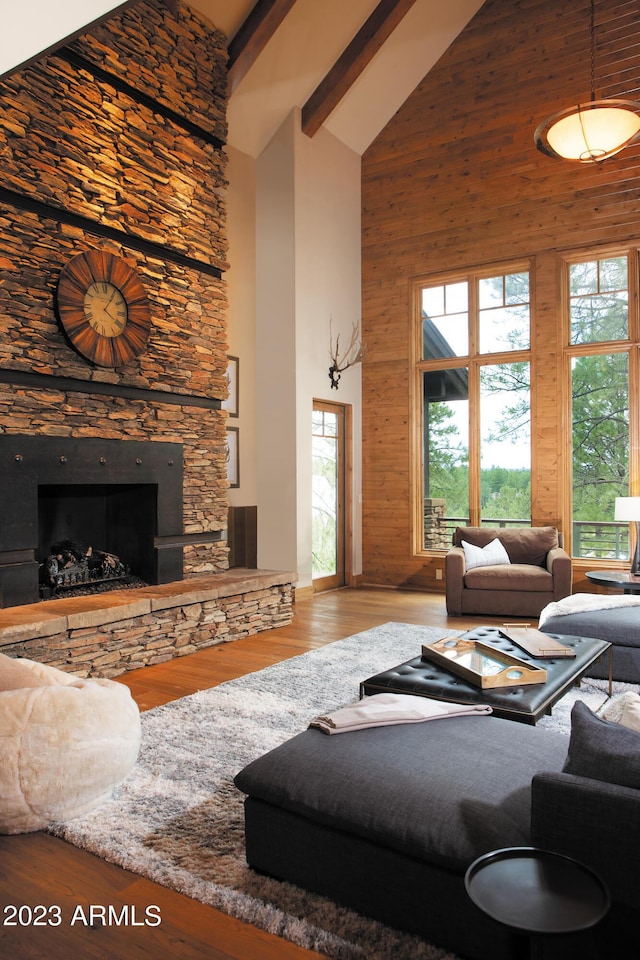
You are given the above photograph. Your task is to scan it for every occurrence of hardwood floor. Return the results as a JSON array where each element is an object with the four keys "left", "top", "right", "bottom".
[{"left": 0, "top": 587, "right": 503, "bottom": 960}]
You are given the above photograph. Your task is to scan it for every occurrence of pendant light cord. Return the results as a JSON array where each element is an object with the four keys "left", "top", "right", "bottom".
[{"left": 590, "top": 0, "right": 596, "bottom": 102}]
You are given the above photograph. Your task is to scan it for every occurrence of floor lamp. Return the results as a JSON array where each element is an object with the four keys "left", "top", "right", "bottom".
[{"left": 614, "top": 497, "right": 640, "bottom": 576}]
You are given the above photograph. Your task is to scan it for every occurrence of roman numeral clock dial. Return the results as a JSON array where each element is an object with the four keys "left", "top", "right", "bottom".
[
  {"left": 85, "top": 281, "right": 128, "bottom": 337},
  {"left": 56, "top": 250, "right": 151, "bottom": 367}
]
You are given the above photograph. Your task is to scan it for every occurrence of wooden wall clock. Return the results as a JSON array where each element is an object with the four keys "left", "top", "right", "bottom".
[{"left": 56, "top": 249, "right": 151, "bottom": 367}]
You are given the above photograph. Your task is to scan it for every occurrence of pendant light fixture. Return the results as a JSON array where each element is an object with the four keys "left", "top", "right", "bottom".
[{"left": 534, "top": 0, "right": 640, "bottom": 162}]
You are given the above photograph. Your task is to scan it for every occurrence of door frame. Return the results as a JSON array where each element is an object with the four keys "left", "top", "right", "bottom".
[{"left": 312, "top": 399, "right": 353, "bottom": 592}]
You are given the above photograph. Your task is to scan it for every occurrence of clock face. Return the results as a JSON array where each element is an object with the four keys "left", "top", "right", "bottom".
[
  {"left": 85, "top": 281, "right": 128, "bottom": 337},
  {"left": 56, "top": 250, "right": 151, "bottom": 367}
]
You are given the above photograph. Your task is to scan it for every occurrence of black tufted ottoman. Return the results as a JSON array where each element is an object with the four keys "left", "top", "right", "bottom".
[{"left": 360, "top": 626, "right": 611, "bottom": 724}]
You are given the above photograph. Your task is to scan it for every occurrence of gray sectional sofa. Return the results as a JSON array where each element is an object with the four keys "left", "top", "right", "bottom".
[
  {"left": 540, "top": 598, "right": 640, "bottom": 683},
  {"left": 235, "top": 702, "right": 640, "bottom": 960}
]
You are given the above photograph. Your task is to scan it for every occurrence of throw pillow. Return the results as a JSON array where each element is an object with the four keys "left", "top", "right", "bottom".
[
  {"left": 461, "top": 537, "right": 510, "bottom": 571},
  {"left": 599, "top": 691, "right": 640, "bottom": 733},
  {"left": 563, "top": 700, "right": 640, "bottom": 790}
]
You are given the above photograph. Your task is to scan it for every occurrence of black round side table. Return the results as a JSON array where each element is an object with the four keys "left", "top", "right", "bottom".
[
  {"left": 465, "top": 847, "right": 609, "bottom": 960},
  {"left": 585, "top": 569, "right": 640, "bottom": 594}
]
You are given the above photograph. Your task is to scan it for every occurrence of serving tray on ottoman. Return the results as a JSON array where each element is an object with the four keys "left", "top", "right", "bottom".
[
  {"left": 360, "top": 626, "right": 611, "bottom": 725},
  {"left": 421, "top": 636, "right": 547, "bottom": 688}
]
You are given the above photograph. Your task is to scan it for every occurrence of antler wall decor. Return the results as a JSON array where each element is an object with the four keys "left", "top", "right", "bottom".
[{"left": 328, "top": 319, "right": 367, "bottom": 389}]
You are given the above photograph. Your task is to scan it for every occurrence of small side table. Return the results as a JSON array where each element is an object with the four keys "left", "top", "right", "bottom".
[
  {"left": 586, "top": 570, "right": 640, "bottom": 594},
  {"left": 465, "top": 847, "right": 609, "bottom": 960}
]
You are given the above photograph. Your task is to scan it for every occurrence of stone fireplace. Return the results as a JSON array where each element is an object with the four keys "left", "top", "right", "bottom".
[
  {"left": 0, "top": 2, "right": 231, "bottom": 607},
  {"left": 0, "top": 435, "right": 186, "bottom": 607},
  {"left": 0, "top": 3, "right": 297, "bottom": 675}
]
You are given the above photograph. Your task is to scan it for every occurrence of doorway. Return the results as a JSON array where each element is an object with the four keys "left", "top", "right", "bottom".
[{"left": 312, "top": 400, "right": 351, "bottom": 592}]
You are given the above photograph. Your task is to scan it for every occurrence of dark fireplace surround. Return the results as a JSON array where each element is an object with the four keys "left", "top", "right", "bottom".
[{"left": 0, "top": 435, "right": 184, "bottom": 608}]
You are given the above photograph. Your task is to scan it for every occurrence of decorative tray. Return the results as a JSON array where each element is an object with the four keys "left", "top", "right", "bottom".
[
  {"left": 500, "top": 623, "right": 575, "bottom": 658},
  {"left": 421, "top": 637, "right": 547, "bottom": 689}
]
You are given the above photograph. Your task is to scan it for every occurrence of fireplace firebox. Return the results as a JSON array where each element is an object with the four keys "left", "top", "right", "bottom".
[{"left": 0, "top": 436, "right": 184, "bottom": 607}]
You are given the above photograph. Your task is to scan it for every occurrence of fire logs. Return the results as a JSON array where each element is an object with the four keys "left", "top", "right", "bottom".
[{"left": 40, "top": 539, "right": 128, "bottom": 593}]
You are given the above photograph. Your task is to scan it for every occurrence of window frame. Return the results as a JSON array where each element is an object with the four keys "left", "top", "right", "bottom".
[
  {"left": 411, "top": 259, "right": 533, "bottom": 556},
  {"left": 561, "top": 245, "right": 640, "bottom": 561}
]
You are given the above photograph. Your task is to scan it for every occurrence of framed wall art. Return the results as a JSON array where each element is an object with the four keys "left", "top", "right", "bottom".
[
  {"left": 222, "top": 355, "right": 239, "bottom": 417},
  {"left": 226, "top": 426, "right": 239, "bottom": 488}
]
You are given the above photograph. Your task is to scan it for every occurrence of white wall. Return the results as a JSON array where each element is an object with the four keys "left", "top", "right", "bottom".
[
  {"left": 228, "top": 110, "right": 362, "bottom": 586},
  {"left": 294, "top": 120, "right": 363, "bottom": 587},
  {"left": 2, "top": 2, "right": 128, "bottom": 79},
  {"left": 225, "top": 146, "right": 257, "bottom": 508},
  {"left": 255, "top": 117, "right": 299, "bottom": 574}
]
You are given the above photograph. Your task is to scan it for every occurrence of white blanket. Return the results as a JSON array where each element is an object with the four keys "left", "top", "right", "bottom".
[
  {"left": 539, "top": 592, "right": 640, "bottom": 627},
  {"left": 309, "top": 692, "right": 492, "bottom": 735}
]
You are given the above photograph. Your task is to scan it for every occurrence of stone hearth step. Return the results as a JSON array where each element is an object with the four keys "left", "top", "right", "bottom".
[{"left": 0, "top": 570, "right": 297, "bottom": 678}]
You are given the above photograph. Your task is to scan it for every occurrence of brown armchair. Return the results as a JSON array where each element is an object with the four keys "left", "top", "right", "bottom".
[{"left": 445, "top": 526, "right": 572, "bottom": 618}]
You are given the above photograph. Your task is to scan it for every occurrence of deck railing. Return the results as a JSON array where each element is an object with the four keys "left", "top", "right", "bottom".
[
  {"left": 572, "top": 521, "right": 629, "bottom": 560},
  {"left": 425, "top": 513, "right": 630, "bottom": 560}
]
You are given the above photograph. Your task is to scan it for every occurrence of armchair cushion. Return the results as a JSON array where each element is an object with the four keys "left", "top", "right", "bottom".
[
  {"left": 465, "top": 563, "right": 552, "bottom": 592},
  {"left": 453, "top": 526, "right": 560, "bottom": 566}
]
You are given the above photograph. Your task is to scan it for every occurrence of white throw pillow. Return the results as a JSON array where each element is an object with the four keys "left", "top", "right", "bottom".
[
  {"left": 599, "top": 692, "right": 640, "bottom": 733},
  {"left": 461, "top": 538, "right": 511, "bottom": 570}
]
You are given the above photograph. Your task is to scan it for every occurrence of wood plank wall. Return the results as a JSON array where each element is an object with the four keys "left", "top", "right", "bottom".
[{"left": 361, "top": 0, "right": 640, "bottom": 591}]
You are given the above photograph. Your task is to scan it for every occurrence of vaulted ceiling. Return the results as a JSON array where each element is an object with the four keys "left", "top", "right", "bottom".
[
  {"left": 3, "top": 0, "right": 484, "bottom": 157},
  {"left": 196, "top": 0, "right": 484, "bottom": 156}
]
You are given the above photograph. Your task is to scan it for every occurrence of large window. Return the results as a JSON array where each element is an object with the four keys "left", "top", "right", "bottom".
[
  {"left": 566, "top": 252, "right": 638, "bottom": 560},
  {"left": 418, "top": 265, "right": 531, "bottom": 551}
]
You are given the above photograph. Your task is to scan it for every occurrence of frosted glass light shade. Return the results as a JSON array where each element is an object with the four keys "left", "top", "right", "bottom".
[
  {"left": 615, "top": 497, "right": 640, "bottom": 521},
  {"left": 535, "top": 100, "right": 640, "bottom": 162}
]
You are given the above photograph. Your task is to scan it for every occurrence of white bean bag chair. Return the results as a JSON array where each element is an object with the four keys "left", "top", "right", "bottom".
[{"left": 0, "top": 652, "right": 141, "bottom": 834}]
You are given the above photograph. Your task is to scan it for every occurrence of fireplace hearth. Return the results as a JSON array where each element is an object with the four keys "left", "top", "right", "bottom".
[{"left": 0, "top": 435, "right": 184, "bottom": 608}]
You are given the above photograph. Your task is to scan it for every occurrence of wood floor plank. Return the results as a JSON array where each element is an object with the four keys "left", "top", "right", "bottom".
[{"left": 0, "top": 587, "right": 502, "bottom": 959}]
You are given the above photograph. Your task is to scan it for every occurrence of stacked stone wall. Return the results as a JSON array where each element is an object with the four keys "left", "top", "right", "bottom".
[{"left": 0, "top": 0, "right": 231, "bottom": 574}]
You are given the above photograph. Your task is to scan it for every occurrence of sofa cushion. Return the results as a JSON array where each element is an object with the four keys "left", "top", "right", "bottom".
[
  {"left": 540, "top": 607, "right": 640, "bottom": 650},
  {"left": 235, "top": 714, "right": 568, "bottom": 872},
  {"left": 465, "top": 563, "right": 553, "bottom": 592},
  {"left": 563, "top": 700, "right": 640, "bottom": 790},
  {"left": 461, "top": 537, "right": 511, "bottom": 570},
  {"left": 454, "top": 526, "right": 559, "bottom": 566}
]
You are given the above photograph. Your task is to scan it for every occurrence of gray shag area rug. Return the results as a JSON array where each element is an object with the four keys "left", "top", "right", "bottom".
[{"left": 51, "top": 622, "right": 628, "bottom": 960}]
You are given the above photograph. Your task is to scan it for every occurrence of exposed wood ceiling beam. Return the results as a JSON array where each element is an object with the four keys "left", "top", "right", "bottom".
[
  {"left": 302, "top": 0, "right": 418, "bottom": 139},
  {"left": 227, "top": 0, "right": 299, "bottom": 93}
]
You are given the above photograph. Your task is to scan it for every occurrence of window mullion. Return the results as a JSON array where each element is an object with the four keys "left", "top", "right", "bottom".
[
  {"left": 468, "top": 361, "right": 482, "bottom": 526},
  {"left": 630, "top": 345, "right": 640, "bottom": 497}
]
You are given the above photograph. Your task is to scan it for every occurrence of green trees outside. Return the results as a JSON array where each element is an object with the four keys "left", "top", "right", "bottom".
[
  {"left": 423, "top": 257, "right": 631, "bottom": 555},
  {"left": 571, "top": 351, "right": 628, "bottom": 524},
  {"left": 480, "top": 465, "right": 531, "bottom": 521},
  {"left": 568, "top": 257, "right": 629, "bottom": 533},
  {"left": 312, "top": 433, "right": 338, "bottom": 579}
]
